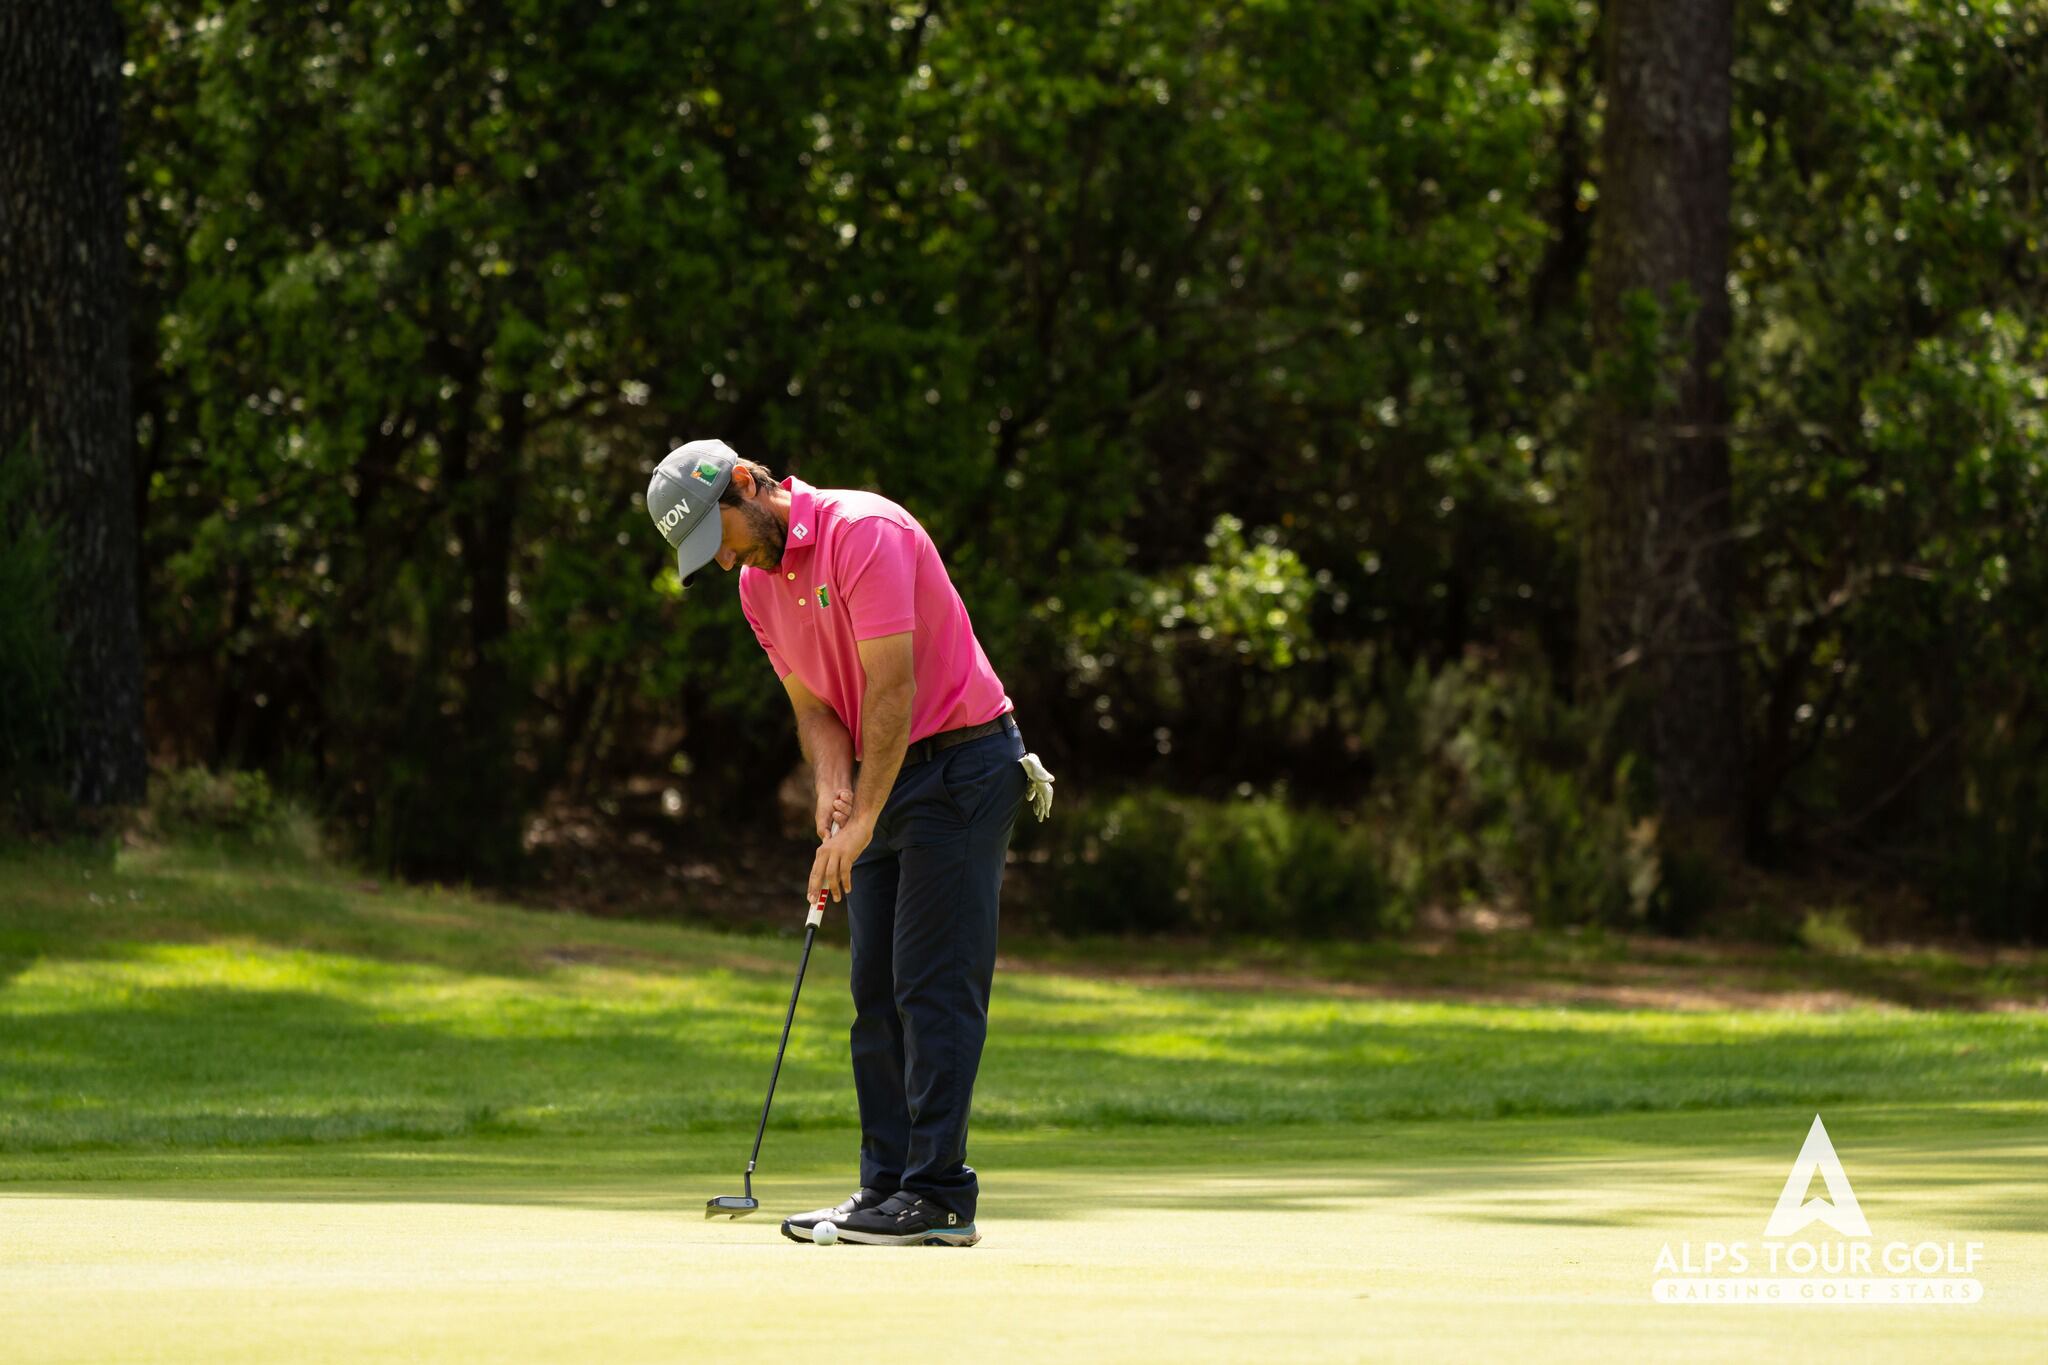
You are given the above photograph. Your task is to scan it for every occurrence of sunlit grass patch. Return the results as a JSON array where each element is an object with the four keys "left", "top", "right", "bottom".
[{"left": 1, "top": 840, "right": 2044, "bottom": 1155}]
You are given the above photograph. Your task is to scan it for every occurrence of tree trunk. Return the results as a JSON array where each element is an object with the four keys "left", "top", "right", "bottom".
[
  {"left": 0, "top": 1, "right": 145, "bottom": 807},
  {"left": 1579, "top": 0, "right": 1742, "bottom": 845}
]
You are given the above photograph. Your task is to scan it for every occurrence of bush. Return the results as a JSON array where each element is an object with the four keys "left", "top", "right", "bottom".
[
  {"left": 1022, "top": 660, "right": 1670, "bottom": 939},
  {"left": 152, "top": 766, "right": 277, "bottom": 833},
  {"left": 145, "top": 766, "right": 324, "bottom": 860},
  {"left": 1372, "top": 658, "right": 1663, "bottom": 929},
  {"left": 1037, "top": 791, "right": 1194, "bottom": 935},
  {"left": 1032, "top": 790, "right": 1397, "bottom": 938},
  {"left": 1798, "top": 906, "right": 1864, "bottom": 956}
]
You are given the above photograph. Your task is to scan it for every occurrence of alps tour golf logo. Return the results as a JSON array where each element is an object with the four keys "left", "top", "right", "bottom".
[{"left": 1651, "top": 1115, "right": 1984, "bottom": 1305}]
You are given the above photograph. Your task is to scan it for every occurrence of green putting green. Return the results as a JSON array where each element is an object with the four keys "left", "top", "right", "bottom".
[{"left": 4, "top": 1109, "right": 2044, "bottom": 1362}]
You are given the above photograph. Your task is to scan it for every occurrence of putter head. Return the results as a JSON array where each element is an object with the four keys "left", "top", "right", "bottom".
[{"left": 705, "top": 1195, "right": 760, "bottom": 1220}]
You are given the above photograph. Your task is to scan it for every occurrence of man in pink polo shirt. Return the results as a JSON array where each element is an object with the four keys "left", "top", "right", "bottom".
[{"left": 645, "top": 438, "right": 1053, "bottom": 1248}]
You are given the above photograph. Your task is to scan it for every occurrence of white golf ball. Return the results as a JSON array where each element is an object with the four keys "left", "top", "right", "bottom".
[{"left": 813, "top": 1221, "right": 838, "bottom": 1245}]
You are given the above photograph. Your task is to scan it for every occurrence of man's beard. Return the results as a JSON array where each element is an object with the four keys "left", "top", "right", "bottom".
[{"left": 739, "top": 500, "right": 787, "bottom": 569}]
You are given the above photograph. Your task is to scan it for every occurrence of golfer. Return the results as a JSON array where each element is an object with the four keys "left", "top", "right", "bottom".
[{"left": 645, "top": 439, "right": 1053, "bottom": 1248}]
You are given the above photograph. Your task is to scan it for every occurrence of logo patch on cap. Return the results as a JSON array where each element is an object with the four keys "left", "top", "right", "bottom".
[{"left": 692, "top": 459, "right": 719, "bottom": 484}]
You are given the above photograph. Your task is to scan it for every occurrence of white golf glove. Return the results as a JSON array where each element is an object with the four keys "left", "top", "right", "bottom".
[{"left": 1019, "top": 752, "right": 1055, "bottom": 821}]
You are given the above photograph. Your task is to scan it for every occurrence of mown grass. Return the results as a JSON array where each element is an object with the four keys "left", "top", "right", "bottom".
[
  {"left": 998, "top": 922, "right": 2048, "bottom": 1009},
  {"left": 2, "top": 838, "right": 2045, "bottom": 1160},
  {"left": 9, "top": 1107, "right": 2045, "bottom": 1364}
]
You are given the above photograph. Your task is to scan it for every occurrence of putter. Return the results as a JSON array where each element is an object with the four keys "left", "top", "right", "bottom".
[{"left": 707, "top": 827, "right": 838, "bottom": 1220}]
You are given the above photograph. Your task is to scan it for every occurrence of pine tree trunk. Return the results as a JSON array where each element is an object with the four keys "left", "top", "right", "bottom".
[
  {"left": 1579, "top": 0, "right": 1742, "bottom": 845},
  {"left": 0, "top": 0, "right": 145, "bottom": 808}
]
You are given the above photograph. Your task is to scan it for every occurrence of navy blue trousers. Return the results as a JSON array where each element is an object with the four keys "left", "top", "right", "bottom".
[{"left": 846, "top": 714, "right": 1027, "bottom": 1223}]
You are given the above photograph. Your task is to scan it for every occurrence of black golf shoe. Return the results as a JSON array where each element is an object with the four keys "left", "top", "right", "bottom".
[
  {"left": 829, "top": 1191, "right": 980, "bottom": 1247},
  {"left": 780, "top": 1187, "right": 891, "bottom": 1244}
]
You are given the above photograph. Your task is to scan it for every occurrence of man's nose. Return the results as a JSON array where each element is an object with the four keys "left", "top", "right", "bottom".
[{"left": 716, "top": 545, "right": 737, "bottom": 571}]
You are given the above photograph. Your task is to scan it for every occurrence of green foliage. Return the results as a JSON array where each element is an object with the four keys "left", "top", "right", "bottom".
[
  {"left": 121, "top": 0, "right": 1593, "bottom": 867},
  {"left": 150, "top": 765, "right": 276, "bottom": 834},
  {"left": 1032, "top": 789, "right": 1394, "bottom": 938},
  {"left": 1798, "top": 906, "right": 1864, "bottom": 957},
  {"left": 1056, "top": 514, "right": 1323, "bottom": 755},
  {"left": 1370, "top": 660, "right": 1661, "bottom": 928},
  {"left": 1134, "top": 515, "right": 1321, "bottom": 672},
  {"left": 1026, "top": 717, "right": 1655, "bottom": 937},
  {"left": 1596, "top": 283, "right": 1703, "bottom": 411},
  {"left": 146, "top": 765, "right": 323, "bottom": 861},
  {"left": 111, "top": 0, "right": 2048, "bottom": 935},
  {"left": 1732, "top": 0, "right": 2048, "bottom": 934}
]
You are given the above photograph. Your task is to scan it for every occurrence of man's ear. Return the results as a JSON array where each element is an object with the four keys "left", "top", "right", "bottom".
[{"left": 731, "top": 465, "right": 754, "bottom": 499}]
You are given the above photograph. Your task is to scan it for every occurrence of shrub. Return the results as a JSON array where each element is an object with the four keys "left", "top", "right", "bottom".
[
  {"left": 1023, "top": 660, "right": 1665, "bottom": 939},
  {"left": 146, "top": 766, "right": 324, "bottom": 861},
  {"left": 1038, "top": 790, "right": 1194, "bottom": 935},
  {"left": 1798, "top": 906, "right": 1864, "bottom": 956},
  {"left": 1032, "top": 790, "right": 1397, "bottom": 938},
  {"left": 152, "top": 766, "right": 277, "bottom": 833},
  {"left": 1372, "top": 658, "right": 1662, "bottom": 929}
]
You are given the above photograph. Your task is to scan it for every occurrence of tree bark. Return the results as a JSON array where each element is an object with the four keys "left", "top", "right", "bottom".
[
  {"left": 1579, "top": 0, "right": 1743, "bottom": 845},
  {"left": 0, "top": 0, "right": 145, "bottom": 807}
]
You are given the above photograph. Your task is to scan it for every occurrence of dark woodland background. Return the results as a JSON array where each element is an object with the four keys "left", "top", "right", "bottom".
[{"left": 5, "top": 0, "right": 2044, "bottom": 941}]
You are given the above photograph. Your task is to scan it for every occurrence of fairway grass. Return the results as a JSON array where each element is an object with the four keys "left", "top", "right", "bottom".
[
  {"left": 5, "top": 842, "right": 2047, "bottom": 1154},
  {"left": 3, "top": 841, "right": 2045, "bottom": 1359}
]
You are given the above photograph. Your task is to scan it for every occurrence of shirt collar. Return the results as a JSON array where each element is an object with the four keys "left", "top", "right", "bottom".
[{"left": 781, "top": 476, "right": 817, "bottom": 556}]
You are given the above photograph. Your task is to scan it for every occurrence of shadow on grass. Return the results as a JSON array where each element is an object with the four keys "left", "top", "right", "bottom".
[
  {"left": 3, "top": 970, "right": 2045, "bottom": 1159},
  {"left": 0, "top": 984, "right": 840, "bottom": 1156},
  {"left": 7, "top": 1114, "right": 2044, "bottom": 1242},
  {"left": 1001, "top": 928, "right": 2048, "bottom": 1013},
  {"left": 0, "top": 853, "right": 815, "bottom": 989}
]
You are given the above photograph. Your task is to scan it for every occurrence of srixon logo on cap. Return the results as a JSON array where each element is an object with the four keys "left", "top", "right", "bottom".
[{"left": 659, "top": 503, "right": 690, "bottom": 532}]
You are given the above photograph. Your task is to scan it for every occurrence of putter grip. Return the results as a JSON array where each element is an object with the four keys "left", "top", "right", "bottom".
[{"left": 805, "top": 821, "right": 841, "bottom": 927}]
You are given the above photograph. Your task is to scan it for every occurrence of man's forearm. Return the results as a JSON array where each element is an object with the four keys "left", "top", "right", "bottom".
[
  {"left": 851, "top": 683, "right": 915, "bottom": 829},
  {"left": 795, "top": 707, "right": 856, "bottom": 798}
]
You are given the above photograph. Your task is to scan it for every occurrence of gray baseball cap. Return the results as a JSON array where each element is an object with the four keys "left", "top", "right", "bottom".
[{"left": 646, "top": 439, "right": 737, "bottom": 589}]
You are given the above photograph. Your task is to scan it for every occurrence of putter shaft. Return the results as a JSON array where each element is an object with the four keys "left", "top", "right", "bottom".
[{"left": 709, "top": 877, "right": 834, "bottom": 1218}]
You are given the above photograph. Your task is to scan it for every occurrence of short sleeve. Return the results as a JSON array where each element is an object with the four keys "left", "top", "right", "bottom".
[
  {"left": 835, "top": 516, "right": 918, "bottom": 641},
  {"left": 740, "top": 581, "right": 793, "bottom": 679}
]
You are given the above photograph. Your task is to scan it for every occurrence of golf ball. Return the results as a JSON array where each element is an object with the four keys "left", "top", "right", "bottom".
[{"left": 814, "top": 1222, "right": 838, "bottom": 1245}]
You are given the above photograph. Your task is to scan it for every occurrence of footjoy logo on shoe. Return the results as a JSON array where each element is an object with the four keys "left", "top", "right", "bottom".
[{"left": 1651, "top": 1114, "right": 1985, "bottom": 1306}]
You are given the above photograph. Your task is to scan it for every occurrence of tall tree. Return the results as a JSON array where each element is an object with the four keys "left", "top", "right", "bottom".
[
  {"left": 0, "top": 0, "right": 144, "bottom": 807},
  {"left": 1579, "top": 0, "right": 1742, "bottom": 846}
]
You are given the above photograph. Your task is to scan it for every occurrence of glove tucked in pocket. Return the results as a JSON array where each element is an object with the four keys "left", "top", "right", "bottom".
[{"left": 1019, "top": 752, "right": 1055, "bottom": 821}]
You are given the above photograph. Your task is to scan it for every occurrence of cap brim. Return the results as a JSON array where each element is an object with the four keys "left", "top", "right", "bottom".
[{"left": 674, "top": 510, "right": 725, "bottom": 591}]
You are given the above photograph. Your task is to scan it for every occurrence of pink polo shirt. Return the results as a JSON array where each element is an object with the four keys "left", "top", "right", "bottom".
[{"left": 738, "top": 478, "right": 1012, "bottom": 759}]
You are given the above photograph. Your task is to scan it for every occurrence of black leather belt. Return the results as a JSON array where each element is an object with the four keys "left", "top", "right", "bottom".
[{"left": 900, "top": 713, "right": 1018, "bottom": 769}]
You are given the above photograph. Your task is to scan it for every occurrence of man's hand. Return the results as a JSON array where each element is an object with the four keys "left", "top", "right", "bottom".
[
  {"left": 814, "top": 786, "right": 853, "bottom": 843},
  {"left": 809, "top": 814, "right": 874, "bottom": 904}
]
